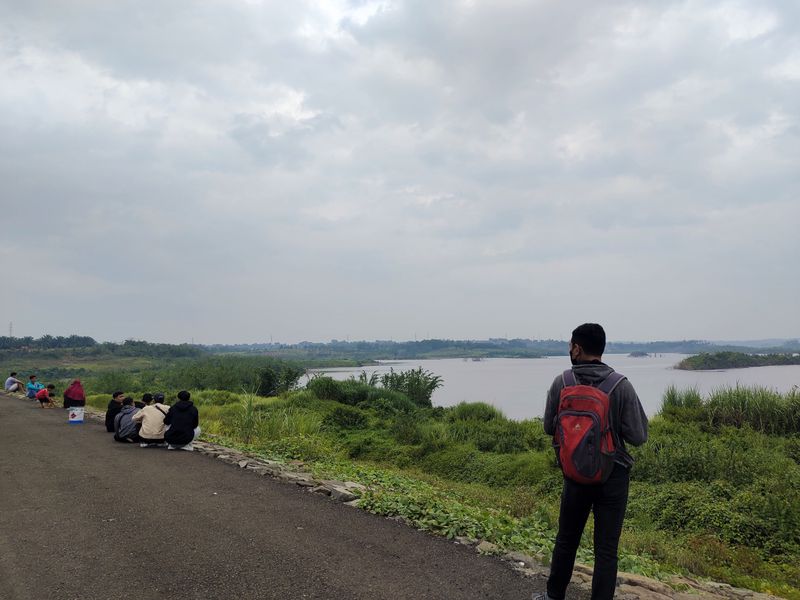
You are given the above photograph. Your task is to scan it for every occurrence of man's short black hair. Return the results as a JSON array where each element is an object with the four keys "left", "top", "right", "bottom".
[
  {"left": 142, "top": 393, "right": 153, "bottom": 403},
  {"left": 177, "top": 390, "right": 191, "bottom": 402},
  {"left": 571, "top": 323, "right": 606, "bottom": 356},
  {"left": 46, "top": 384, "right": 55, "bottom": 389},
  {"left": 10, "top": 372, "right": 17, "bottom": 377},
  {"left": 29, "top": 375, "right": 36, "bottom": 380},
  {"left": 112, "top": 391, "right": 124, "bottom": 399},
  {"left": 122, "top": 397, "right": 134, "bottom": 406}
]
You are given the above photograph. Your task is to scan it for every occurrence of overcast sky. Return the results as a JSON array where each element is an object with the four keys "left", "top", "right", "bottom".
[{"left": 1, "top": 0, "right": 798, "bottom": 344}]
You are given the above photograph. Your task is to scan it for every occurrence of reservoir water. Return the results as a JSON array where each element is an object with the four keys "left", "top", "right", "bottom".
[{"left": 310, "top": 354, "right": 800, "bottom": 420}]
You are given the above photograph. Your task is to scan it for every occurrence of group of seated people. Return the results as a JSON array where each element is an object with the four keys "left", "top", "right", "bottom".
[
  {"left": 5, "top": 372, "right": 200, "bottom": 451},
  {"left": 105, "top": 390, "right": 200, "bottom": 451},
  {"left": 4, "top": 372, "right": 63, "bottom": 408}
]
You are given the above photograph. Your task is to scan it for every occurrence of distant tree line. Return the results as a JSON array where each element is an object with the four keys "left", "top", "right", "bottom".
[
  {"left": 208, "top": 338, "right": 800, "bottom": 360},
  {"left": 0, "top": 336, "right": 204, "bottom": 358},
  {"left": 4, "top": 334, "right": 799, "bottom": 362},
  {"left": 676, "top": 351, "right": 800, "bottom": 371},
  {"left": 0, "top": 335, "right": 96, "bottom": 350}
]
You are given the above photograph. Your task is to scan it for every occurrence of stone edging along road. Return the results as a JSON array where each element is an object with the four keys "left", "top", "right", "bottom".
[{"left": 6, "top": 392, "right": 784, "bottom": 600}]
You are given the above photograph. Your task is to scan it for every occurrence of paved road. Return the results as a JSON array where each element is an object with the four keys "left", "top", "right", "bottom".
[{"left": 0, "top": 394, "right": 576, "bottom": 600}]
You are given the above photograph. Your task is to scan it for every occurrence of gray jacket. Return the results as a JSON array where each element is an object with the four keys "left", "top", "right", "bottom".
[
  {"left": 114, "top": 406, "right": 141, "bottom": 439},
  {"left": 543, "top": 361, "right": 648, "bottom": 468}
]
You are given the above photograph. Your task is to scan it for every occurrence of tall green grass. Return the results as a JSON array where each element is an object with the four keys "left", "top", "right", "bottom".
[{"left": 660, "top": 384, "right": 800, "bottom": 434}]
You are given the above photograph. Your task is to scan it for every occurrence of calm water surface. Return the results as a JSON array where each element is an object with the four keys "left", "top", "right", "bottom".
[{"left": 310, "top": 354, "right": 800, "bottom": 420}]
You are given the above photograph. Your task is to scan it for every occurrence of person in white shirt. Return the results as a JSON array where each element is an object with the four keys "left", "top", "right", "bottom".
[
  {"left": 4, "top": 372, "right": 25, "bottom": 393},
  {"left": 131, "top": 392, "right": 170, "bottom": 447}
]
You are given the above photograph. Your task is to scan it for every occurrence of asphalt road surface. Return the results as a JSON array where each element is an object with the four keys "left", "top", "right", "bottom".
[{"left": 0, "top": 394, "right": 579, "bottom": 600}]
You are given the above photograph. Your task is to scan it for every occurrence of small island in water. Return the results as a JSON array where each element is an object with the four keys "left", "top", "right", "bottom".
[
  {"left": 676, "top": 351, "right": 800, "bottom": 370},
  {"left": 628, "top": 351, "right": 649, "bottom": 357}
]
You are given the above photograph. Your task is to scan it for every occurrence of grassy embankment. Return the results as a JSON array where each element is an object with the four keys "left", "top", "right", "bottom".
[
  {"left": 6, "top": 352, "right": 799, "bottom": 597},
  {"left": 677, "top": 351, "right": 800, "bottom": 370}
]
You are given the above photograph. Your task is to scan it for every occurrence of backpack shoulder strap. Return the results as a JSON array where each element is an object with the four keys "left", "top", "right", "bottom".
[
  {"left": 156, "top": 405, "right": 168, "bottom": 417},
  {"left": 561, "top": 369, "right": 578, "bottom": 387},
  {"left": 598, "top": 372, "right": 626, "bottom": 396}
]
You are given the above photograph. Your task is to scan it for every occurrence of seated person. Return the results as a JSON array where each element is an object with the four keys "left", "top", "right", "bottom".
[
  {"left": 35, "top": 384, "right": 56, "bottom": 408},
  {"left": 63, "top": 380, "right": 86, "bottom": 409},
  {"left": 105, "top": 391, "right": 125, "bottom": 432},
  {"left": 26, "top": 375, "right": 45, "bottom": 399},
  {"left": 134, "top": 393, "right": 153, "bottom": 409},
  {"left": 4, "top": 372, "right": 25, "bottom": 393},
  {"left": 113, "top": 397, "right": 141, "bottom": 443},
  {"left": 132, "top": 393, "right": 170, "bottom": 447},
  {"left": 165, "top": 390, "right": 200, "bottom": 451}
]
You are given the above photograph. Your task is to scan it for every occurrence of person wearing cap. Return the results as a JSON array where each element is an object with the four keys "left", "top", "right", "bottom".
[{"left": 132, "top": 392, "right": 169, "bottom": 447}]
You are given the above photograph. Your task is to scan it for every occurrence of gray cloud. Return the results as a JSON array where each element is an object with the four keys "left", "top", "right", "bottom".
[{"left": 1, "top": 0, "right": 798, "bottom": 343}]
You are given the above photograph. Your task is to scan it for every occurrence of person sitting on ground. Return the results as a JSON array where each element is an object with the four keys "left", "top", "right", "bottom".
[
  {"left": 5, "top": 372, "right": 25, "bottom": 393},
  {"left": 63, "top": 379, "right": 86, "bottom": 409},
  {"left": 164, "top": 390, "right": 200, "bottom": 451},
  {"left": 105, "top": 391, "right": 125, "bottom": 432},
  {"left": 134, "top": 393, "right": 152, "bottom": 409},
  {"left": 26, "top": 375, "right": 45, "bottom": 399},
  {"left": 36, "top": 384, "right": 56, "bottom": 408},
  {"left": 132, "top": 392, "right": 169, "bottom": 447},
  {"left": 113, "top": 397, "right": 141, "bottom": 443}
]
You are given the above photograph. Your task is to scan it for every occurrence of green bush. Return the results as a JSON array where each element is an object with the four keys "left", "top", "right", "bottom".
[
  {"left": 324, "top": 405, "right": 369, "bottom": 430},
  {"left": 390, "top": 413, "right": 426, "bottom": 445},
  {"left": 337, "top": 380, "right": 372, "bottom": 405},
  {"left": 258, "top": 407, "right": 323, "bottom": 440},
  {"left": 306, "top": 376, "right": 344, "bottom": 402},
  {"left": 306, "top": 376, "right": 375, "bottom": 406},
  {"left": 449, "top": 401, "right": 504, "bottom": 422},
  {"left": 93, "top": 371, "right": 137, "bottom": 394},
  {"left": 358, "top": 388, "right": 417, "bottom": 416},
  {"left": 191, "top": 389, "right": 243, "bottom": 406},
  {"left": 421, "top": 445, "right": 553, "bottom": 487},
  {"left": 381, "top": 367, "right": 443, "bottom": 408}
]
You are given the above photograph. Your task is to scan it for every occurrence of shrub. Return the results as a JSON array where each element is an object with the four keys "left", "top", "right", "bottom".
[
  {"left": 449, "top": 401, "right": 504, "bottom": 422},
  {"left": 258, "top": 407, "right": 323, "bottom": 439},
  {"left": 191, "top": 389, "right": 243, "bottom": 406},
  {"left": 306, "top": 376, "right": 343, "bottom": 402},
  {"left": 381, "top": 367, "right": 443, "bottom": 408},
  {"left": 420, "top": 445, "right": 553, "bottom": 487},
  {"left": 93, "top": 371, "right": 137, "bottom": 394},
  {"left": 358, "top": 388, "right": 417, "bottom": 416},
  {"left": 233, "top": 391, "right": 260, "bottom": 444},
  {"left": 705, "top": 385, "right": 799, "bottom": 434},
  {"left": 324, "top": 405, "right": 368, "bottom": 430},
  {"left": 390, "top": 413, "right": 426, "bottom": 445},
  {"left": 445, "top": 412, "right": 548, "bottom": 454},
  {"left": 337, "top": 380, "right": 372, "bottom": 405},
  {"left": 306, "top": 376, "right": 375, "bottom": 406}
]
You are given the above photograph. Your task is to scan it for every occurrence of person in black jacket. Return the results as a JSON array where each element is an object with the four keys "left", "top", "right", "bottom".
[
  {"left": 164, "top": 390, "right": 200, "bottom": 451},
  {"left": 105, "top": 391, "right": 126, "bottom": 433}
]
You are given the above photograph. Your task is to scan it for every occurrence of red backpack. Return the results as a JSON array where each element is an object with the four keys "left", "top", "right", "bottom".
[{"left": 553, "top": 369, "right": 625, "bottom": 485}]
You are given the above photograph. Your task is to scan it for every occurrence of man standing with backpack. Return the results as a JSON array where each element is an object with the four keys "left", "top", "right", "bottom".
[{"left": 535, "top": 323, "right": 648, "bottom": 600}]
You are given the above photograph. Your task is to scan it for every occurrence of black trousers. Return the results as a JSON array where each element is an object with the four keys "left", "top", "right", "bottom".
[{"left": 547, "top": 463, "right": 630, "bottom": 600}]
